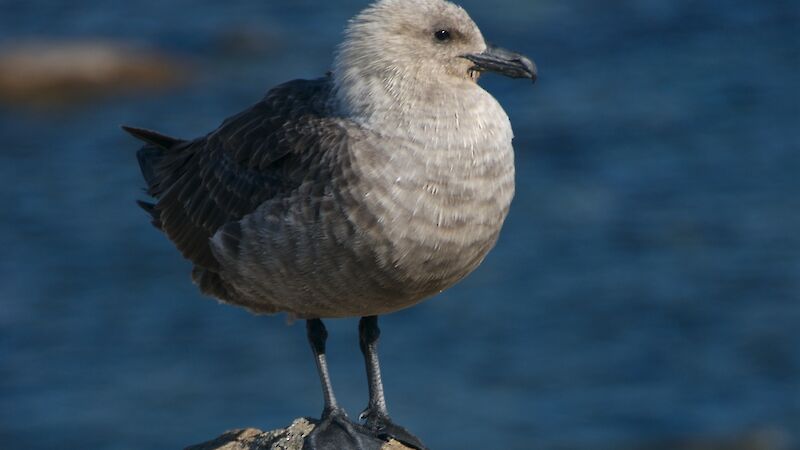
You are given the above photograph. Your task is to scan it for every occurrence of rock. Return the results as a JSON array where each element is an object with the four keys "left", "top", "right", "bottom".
[
  {"left": 185, "top": 418, "right": 415, "bottom": 450},
  {"left": 0, "top": 40, "right": 186, "bottom": 106}
]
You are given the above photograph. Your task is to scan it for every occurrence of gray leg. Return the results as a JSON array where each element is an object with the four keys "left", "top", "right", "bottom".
[
  {"left": 359, "top": 316, "right": 388, "bottom": 420},
  {"left": 359, "top": 316, "right": 427, "bottom": 450},
  {"left": 304, "top": 319, "right": 383, "bottom": 450},
  {"left": 307, "top": 319, "right": 339, "bottom": 415}
]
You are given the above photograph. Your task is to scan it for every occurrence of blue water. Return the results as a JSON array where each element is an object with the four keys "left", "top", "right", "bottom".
[{"left": 1, "top": 1, "right": 798, "bottom": 449}]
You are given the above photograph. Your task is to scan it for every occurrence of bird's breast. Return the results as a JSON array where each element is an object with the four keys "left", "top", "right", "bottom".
[{"left": 345, "top": 94, "right": 515, "bottom": 297}]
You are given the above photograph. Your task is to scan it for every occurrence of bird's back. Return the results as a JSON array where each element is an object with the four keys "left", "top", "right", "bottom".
[{"left": 128, "top": 77, "right": 347, "bottom": 303}]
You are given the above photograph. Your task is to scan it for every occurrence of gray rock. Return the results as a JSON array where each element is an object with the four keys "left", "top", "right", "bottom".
[{"left": 185, "top": 418, "right": 414, "bottom": 450}]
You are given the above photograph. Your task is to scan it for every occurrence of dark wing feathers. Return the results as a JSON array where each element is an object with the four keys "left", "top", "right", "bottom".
[{"left": 128, "top": 77, "right": 341, "bottom": 272}]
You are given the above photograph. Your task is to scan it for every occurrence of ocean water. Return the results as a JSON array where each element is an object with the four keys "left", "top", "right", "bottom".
[{"left": 0, "top": 0, "right": 798, "bottom": 449}]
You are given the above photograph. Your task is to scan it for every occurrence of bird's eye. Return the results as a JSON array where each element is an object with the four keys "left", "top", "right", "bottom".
[{"left": 434, "top": 30, "right": 451, "bottom": 42}]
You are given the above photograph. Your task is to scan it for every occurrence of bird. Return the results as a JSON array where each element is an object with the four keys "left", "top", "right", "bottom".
[{"left": 124, "top": 0, "right": 535, "bottom": 448}]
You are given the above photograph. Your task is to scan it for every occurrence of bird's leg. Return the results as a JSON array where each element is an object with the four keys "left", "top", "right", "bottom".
[
  {"left": 358, "top": 316, "right": 389, "bottom": 421},
  {"left": 358, "top": 316, "right": 428, "bottom": 450},
  {"left": 304, "top": 319, "right": 383, "bottom": 450},
  {"left": 307, "top": 318, "right": 339, "bottom": 415}
]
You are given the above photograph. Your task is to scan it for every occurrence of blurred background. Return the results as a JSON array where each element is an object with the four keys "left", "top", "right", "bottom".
[{"left": 0, "top": 0, "right": 798, "bottom": 449}]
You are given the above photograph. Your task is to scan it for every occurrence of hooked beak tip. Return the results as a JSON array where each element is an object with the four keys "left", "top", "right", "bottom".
[
  {"left": 520, "top": 56, "right": 538, "bottom": 83},
  {"left": 462, "top": 45, "right": 537, "bottom": 83}
]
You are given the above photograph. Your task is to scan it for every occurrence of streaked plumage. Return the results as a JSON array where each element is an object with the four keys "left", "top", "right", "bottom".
[{"left": 127, "top": 69, "right": 515, "bottom": 318}]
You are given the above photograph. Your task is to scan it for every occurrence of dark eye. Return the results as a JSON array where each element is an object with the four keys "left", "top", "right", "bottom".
[{"left": 434, "top": 29, "right": 451, "bottom": 42}]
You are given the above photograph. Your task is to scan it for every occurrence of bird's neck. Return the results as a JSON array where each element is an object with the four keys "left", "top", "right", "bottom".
[{"left": 332, "top": 68, "right": 511, "bottom": 151}]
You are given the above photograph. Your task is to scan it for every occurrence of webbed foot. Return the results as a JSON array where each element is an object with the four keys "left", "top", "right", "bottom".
[
  {"left": 303, "top": 408, "right": 384, "bottom": 450},
  {"left": 361, "top": 409, "right": 428, "bottom": 450}
]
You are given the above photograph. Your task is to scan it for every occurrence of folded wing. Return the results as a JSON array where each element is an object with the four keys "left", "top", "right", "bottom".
[{"left": 127, "top": 77, "right": 345, "bottom": 279}]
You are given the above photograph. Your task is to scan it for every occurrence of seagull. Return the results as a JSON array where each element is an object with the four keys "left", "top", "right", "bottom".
[{"left": 124, "top": 0, "right": 535, "bottom": 448}]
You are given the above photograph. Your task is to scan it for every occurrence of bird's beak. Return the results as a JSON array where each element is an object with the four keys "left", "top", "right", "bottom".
[{"left": 462, "top": 44, "right": 537, "bottom": 83}]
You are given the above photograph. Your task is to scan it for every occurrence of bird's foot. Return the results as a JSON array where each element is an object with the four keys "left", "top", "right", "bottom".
[
  {"left": 304, "top": 408, "right": 384, "bottom": 450},
  {"left": 360, "top": 408, "right": 428, "bottom": 450}
]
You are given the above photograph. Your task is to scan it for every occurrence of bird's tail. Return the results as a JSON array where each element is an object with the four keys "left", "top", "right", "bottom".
[
  {"left": 122, "top": 125, "right": 181, "bottom": 149},
  {"left": 122, "top": 126, "right": 182, "bottom": 186},
  {"left": 122, "top": 125, "right": 184, "bottom": 229}
]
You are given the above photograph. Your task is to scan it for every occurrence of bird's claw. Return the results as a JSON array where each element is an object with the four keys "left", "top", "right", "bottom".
[{"left": 358, "top": 406, "right": 375, "bottom": 422}]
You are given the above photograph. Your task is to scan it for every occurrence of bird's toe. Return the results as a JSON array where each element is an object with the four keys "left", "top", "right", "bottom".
[
  {"left": 360, "top": 412, "right": 428, "bottom": 450},
  {"left": 304, "top": 408, "right": 384, "bottom": 450}
]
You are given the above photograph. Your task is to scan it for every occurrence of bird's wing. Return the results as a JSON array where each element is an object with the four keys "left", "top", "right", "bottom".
[{"left": 130, "top": 77, "right": 346, "bottom": 271}]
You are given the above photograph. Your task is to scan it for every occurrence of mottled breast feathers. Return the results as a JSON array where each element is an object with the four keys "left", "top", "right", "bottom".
[{"left": 132, "top": 77, "right": 345, "bottom": 278}]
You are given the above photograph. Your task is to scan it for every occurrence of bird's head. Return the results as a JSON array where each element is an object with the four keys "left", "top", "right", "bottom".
[{"left": 333, "top": 0, "right": 536, "bottom": 118}]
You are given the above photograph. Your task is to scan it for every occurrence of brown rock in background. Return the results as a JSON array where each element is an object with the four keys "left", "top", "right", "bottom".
[{"left": 0, "top": 40, "right": 186, "bottom": 106}]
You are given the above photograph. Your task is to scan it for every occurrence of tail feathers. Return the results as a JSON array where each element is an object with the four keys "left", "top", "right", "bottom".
[
  {"left": 126, "top": 125, "right": 179, "bottom": 227},
  {"left": 125, "top": 125, "right": 184, "bottom": 191},
  {"left": 136, "top": 200, "right": 163, "bottom": 230},
  {"left": 122, "top": 126, "right": 182, "bottom": 149},
  {"left": 136, "top": 145, "right": 164, "bottom": 189}
]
